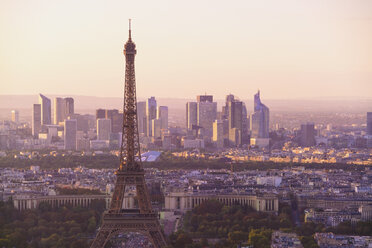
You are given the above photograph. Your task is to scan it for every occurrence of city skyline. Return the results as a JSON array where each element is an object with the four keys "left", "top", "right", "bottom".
[
  {"left": 1, "top": 1, "right": 372, "bottom": 248},
  {"left": 1, "top": 0, "right": 371, "bottom": 99}
]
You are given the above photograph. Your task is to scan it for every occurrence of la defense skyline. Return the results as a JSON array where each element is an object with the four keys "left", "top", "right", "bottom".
[{"left": 185, "top": 90, "right": 269, "bottom": 148}]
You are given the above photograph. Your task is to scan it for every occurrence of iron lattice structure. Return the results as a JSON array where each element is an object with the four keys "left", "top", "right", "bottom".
[{"left": 90, "top": 21, "right": 167, "bottom": 248}]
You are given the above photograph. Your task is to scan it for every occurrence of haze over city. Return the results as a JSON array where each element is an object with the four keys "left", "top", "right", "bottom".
[
  {"left": 1, "top": 1, "right": 372, "bottom": 248},
  {"left": 1, "top": 0, "right": 372, "bottom": 99}
]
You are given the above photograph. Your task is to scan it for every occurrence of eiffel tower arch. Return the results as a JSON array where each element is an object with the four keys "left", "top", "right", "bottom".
[{"left": 90, "top": 20, "right": 167, "bottom": 248}]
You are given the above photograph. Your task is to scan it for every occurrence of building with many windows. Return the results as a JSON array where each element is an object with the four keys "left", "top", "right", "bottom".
[
  {"left": 197, "top": 95, "right": 217, "bottom": 139},
  {"left": 300, "top": 123, "right": 316, "bottom": 147},
  {"left": 186, "top": 102, "right": 197, "bottom": 130},
  {"left": 11, "top": 110, "right": 19, "bottom": 123},
  {"left": 137, "top": 101, "right": 146, "bottom": 134},
  {"left": 367, "top": 112, "right": 372, "bottom": 148},
  {"left": 97, "top": 119, "right": 111, "bottom": 141},
  {"left": 213, "top": 119, "right": 224, "bottom": 148},
  {"left": 64, "top": 119, "right": 77, "bottom": 150},
  {"left": 39, "top": 94, "right": 51, "bottom": 125},
  {"left": 250, "top": 91, "right": 269, "bottom": 148},
  {"left": 165, "top": 191, "right": 278, "bottom": 213},
  {"left": 146, "top": 97, "right": 157, "bottom": 136},
  {"left": 157, "top": 106, "right": 168, "bottom": 130},
  {"left": 32, "top": 104, "right": 41, "bottom": 137}
]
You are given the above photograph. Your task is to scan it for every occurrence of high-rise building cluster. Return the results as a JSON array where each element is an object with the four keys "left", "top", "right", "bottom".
[
  {"left": 185, "top": 91, "right": 269, "bottom": 149},
  {"left": 136, "top": 97, "right": 169, "bottom": 149},
  {"left": 30, "top": 94, "right": 94, "bottom": 150},
  {"left": 27, "top": 94, "right": 171, "bottom": 151},
  {"left": 2, "top": 93, "right": 370, "bottom": 152},
  {"left": 32, "top": 94, "right": 79, "bottom": 150}
]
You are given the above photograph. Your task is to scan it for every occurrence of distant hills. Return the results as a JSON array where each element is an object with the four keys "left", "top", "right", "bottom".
[{"left": 0, "top": 95, "right": 371, "bottom": 113}]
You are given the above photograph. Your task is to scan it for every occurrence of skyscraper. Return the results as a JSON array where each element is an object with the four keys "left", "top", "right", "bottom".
[
  {"left": 300, "top": 123, "right": 316, "bottom": 147},
  {"left": 39, "top": 94, "right": 51, "bottom": 125},
  {"left": 222, "top": 94, "right": 235, "bottom": 119},
  {"left": 228, "top": 101, "right": 242, "bottom": 130},
  {"left": 367, "top": 112, "right": 372, "bottom": 136},
  {"left": 54, "top": 97, "right": 65, "bottom": 124},
  {"left": 32, "top": 104, "right": 41, "bottom": 137},
  {"left": 54, "top": 97, "right": 75, "bottom": 124},
  {"left": 228, "top": 100, "right": 243, "bottom": 146},
  {"left": 11, "top": 110, "right": 19, "bottom": 123},
  {"left": 97, "top": 119, "right": 111, "bottom": 140},
  {"left": 106, "top": 109, "right": 123, "bottom": 134},
  {"left": 96, "top": 109, "right": 106, "bottom": 119},
  {"left": 64, "top": 119, "right": 77, "bottom": 150},
  {"left": 68, "top": 114, "right": 89, "bottom": 132},
  {"left": 213, "top": 119, "right": 224, "bottom": 148},
  {"left": 157, "top": 106, "right": 168, "bottom": 130},
  {"left": 146, "top": 96, "right": 157, "bottom": 136},
  {"left": 197, "top": 97, "right": 217, "bottom": 139},
  {"left": 64, "top": 97, "right": 74, "bottom": 116},
  {"left": 366, "top": 112, "right": 372, "bottom": 148},
  {"left": 137, "top": 101, "right": 146, "bottom": 134},
  {"left": 197, "top": 95, "right": 213, "bottom": 103},
  {"left": 197, "top": 101, "right": 217, "bottom": 138},
  {"left": 186, "top": 102, "right": 197, "bottom": 130},
  {"left": 152, "top": 118, "right": 162, "bottom": 138},
  {"left": 241, "top": 103, "right": 249, "bottom": 144},
  {"left": 250, "top": 91, "right": 270, "bottom": 147}
]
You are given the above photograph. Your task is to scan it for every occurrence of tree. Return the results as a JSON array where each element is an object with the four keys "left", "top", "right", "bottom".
[
  {"left": 87, "top": 216, "right": 97, "bottom": 233},
  {"left": 170, "top": 232, "right": 193, "bottom": 248},
  {"left": 248, "top": 228, "right": 271, "bottom": 248},
  {"left": 200, "top": 237, "right": 208, "bottom": 247},
  {"left": 300, "top": 236, "right": 319, "bottom": 248},
  {"left": 194, "top": 200, "right": 223, "bottom": 215},
  {"left": 228, "top": 231, "right": 248, "bottom": 244}
]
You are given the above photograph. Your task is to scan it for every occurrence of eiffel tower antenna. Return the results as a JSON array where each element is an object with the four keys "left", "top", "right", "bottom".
[
  {"left": 90, "top": 20, "right": 167, "bottom": 248},
  {"left": 129, "top": 18, "right": 132, "bottom": 39}
]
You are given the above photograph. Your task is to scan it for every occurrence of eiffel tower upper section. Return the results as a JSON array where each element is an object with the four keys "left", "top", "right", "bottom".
[{"left": 120, "top": 19, "right": 142, "bottom": 173}]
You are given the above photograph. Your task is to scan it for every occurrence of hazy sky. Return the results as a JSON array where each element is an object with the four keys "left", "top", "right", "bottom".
[{"left": 0, "top": 0, "right": 371, "bottom": 100}]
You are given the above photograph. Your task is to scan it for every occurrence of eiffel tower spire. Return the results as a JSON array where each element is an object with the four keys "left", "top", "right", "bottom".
[
  {"left": 90, "top": 20, "right": 167, "bottom": 248},
  {"left": 119, "top": 18, "right": 141, "bottom": 172}
]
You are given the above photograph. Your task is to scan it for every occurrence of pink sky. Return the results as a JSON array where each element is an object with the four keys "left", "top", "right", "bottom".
[{"left": 0, "top": 0, "right": 371, "bottom": 100}]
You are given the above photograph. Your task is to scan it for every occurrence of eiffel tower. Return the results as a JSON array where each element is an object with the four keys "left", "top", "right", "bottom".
[{"left": 90, "top": 20, "right": 167, "bottom": 248}]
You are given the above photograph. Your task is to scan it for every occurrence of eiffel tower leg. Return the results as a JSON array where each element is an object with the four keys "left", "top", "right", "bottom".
[
  {"left": 90, "top": 229, "right": 112, "bottom": 248},
  {"left": 149, "top": 229, "right": 168, "bottom": 248}
]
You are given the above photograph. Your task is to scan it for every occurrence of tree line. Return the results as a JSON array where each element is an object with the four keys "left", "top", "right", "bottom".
[
  {"left": 0, "top": 199, "right": 105, "bottom": 248},
  {"left": 0, "top": 153, "right": 369, "bottom": 172}
]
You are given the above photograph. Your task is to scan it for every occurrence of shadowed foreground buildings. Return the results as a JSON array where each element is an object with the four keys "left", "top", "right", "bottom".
[
  {"left": 13, "top": 191, "right": 278, "bottom": 215},
  {"left": 13, "top": 194, "right": 111, "bottom": 210},
  {"left": 165, "top": 191, "right": 278, "bottom": 213},
  {"left": 315, "top": 233, "right": 372, "bottom": 248}
]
